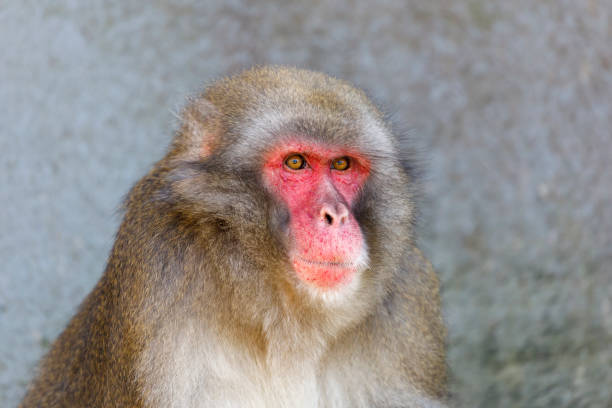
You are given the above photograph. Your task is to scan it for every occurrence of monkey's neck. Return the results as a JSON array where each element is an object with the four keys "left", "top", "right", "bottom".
[{"left": 206, "top": 291, "right": 336, "bottom": 367}]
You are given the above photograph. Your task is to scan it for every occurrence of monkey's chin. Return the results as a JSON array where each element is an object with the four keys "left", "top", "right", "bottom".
[{"left": 291, "top": 256, "right": 360, "bottom": 290}]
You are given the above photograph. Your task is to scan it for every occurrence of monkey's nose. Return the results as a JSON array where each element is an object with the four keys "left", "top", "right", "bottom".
[{"left": 320, "top": 204, "right": 349, "bottom": 226}]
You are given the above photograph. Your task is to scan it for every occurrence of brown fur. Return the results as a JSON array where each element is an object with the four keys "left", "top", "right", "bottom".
[{"left": 20, "top": 66, "right": 447, "bottom": 408}]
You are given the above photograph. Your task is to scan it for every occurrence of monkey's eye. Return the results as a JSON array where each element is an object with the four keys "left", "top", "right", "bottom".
[
  {"left": 285, "top": 154, "right": 306, "bottom": 170},
  {"left": 331, "top": 157, "right": 350, "bottom": 171}
]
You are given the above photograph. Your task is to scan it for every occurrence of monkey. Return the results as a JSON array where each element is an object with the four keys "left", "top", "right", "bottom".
[{"left": 20, "top": 66, "right": 447, "bottom": 408}]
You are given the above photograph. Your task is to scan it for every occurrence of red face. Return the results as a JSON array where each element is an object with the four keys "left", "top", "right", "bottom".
[{"left": 262, "top": 139, "right": 370, "bottom": 290}]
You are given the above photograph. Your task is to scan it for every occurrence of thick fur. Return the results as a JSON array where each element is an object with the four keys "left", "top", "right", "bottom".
[{"left": 20, "top": 66, "right": 447, "bottom": 408}]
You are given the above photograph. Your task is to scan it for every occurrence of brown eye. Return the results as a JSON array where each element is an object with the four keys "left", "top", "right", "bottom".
[
  {"left": 285, "top": 154, "right": 306, "bottom": 170},
  {"left": 332, "top": 157, "right": 350, "bottom": 171}
]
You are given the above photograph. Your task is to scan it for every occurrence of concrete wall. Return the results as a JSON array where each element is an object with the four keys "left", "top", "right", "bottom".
[{"left": 1, "top": 1, "right": 611, "bottom": 406}]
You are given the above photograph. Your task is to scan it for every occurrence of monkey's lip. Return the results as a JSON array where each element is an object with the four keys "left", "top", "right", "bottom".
[
  {"left": 294, "top": 256, "right": 356, "bottom": 269},
  {"left": 290, "top": 254, "right": 361, "bottom": 288}
]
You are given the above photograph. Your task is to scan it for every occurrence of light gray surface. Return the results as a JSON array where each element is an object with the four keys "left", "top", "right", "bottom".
[{"left": 1, "top": 1, "right": 611, "bottom": 407}]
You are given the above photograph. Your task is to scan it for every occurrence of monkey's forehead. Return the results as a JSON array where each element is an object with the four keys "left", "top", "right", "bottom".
[
  {"left": 235, "top": 108, "right": 393, "bottom": 158},
  {"left": 203, "top": 66, "right": 397, "bottom": 161}
]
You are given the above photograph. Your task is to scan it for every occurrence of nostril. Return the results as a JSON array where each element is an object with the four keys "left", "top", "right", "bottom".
[{"left": 324, "top": 213, "right": 334, "bottom": 225}]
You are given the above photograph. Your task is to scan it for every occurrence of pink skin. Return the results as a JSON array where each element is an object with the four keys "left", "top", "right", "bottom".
[{"left": 262, "top": 140, "right": 370, "bottom": 289}]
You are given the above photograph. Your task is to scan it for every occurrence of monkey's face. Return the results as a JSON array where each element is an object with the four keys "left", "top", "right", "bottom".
[
  {"left": 168, "top": 66, "right": 414, "bottom": 305},
  {"left": 262, "top": 139, "right": 370, "bottom": 290}
]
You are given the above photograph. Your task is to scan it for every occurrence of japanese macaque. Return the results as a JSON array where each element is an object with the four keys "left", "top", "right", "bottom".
[{"left": 20, "top": 66, "right": 447, "bottom": 407}]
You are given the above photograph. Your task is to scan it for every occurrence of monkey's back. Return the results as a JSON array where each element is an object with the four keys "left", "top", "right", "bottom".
[{"left": 19, "top": 276, "right": 145, "bottom": 407}]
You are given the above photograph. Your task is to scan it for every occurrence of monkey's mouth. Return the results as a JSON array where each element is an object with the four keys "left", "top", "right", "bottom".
[
  {"left": 295, "top": 256, "right": 356, "bottom": 269},
  {"left": 290, "top": 255, "right": 361, "bottom": 289}
]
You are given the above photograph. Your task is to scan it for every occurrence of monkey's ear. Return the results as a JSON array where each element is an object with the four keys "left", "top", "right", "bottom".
[{"left": 175, "top": 98, "right": 222, "bottom": 160}]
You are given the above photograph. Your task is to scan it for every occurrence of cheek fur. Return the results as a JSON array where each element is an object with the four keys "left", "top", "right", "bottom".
[{"left": 267, "top": 201, "right": 291, "bottom": 240}]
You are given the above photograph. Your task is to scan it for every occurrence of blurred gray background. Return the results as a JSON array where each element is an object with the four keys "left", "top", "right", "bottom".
[{"left": 1, "top": 1, "right": 611, "bottom": 407}]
